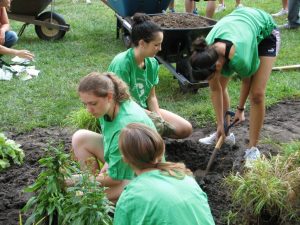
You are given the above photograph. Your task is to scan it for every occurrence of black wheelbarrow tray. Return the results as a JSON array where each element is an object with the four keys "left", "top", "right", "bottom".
[{"left": 8, "top": 0, "right": 70, "bottom": 40}]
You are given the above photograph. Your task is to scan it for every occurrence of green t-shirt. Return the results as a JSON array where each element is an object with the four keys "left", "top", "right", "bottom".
[
  {"left": 108, "top": 48, "right": 159, "bottom": 109},
  {"left": 206, "top": 7, "right": 276, "bottom": 78},
  {"left": 99, "top": 100, "right": 156, "bottom": 180},
  {"left": 114, "top": 170, "right": 215, "bottom": 225}
]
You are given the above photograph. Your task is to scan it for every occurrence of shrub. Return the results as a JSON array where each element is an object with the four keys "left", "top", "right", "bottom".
[
  {"left": 22, "top": 146, "right": 78, "bottom": 225},
  {"left": 63, "top": 174, "right": 114, "bottom": 225},
  {"left": 22, "top": 146, "right": 113, "bottom": 225},
  {"left": 64, "top": 107, "right": 101, "bottom": 133},
  {"left": 0, "top": 132, "right": 25, "bottom": 171},
  {"left": 224, "top": 152, "right": 300, "bottom": 225}
]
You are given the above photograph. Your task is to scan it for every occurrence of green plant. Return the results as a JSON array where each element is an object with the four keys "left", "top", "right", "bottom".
[
  {"left": 224, "top": 152, "right": 300, "bottom": 224},
  {"left": 0, "top": 133, "right": 25, "bottom": 171},
  {"left": 64, "top": 107, "right": 101, "bottom": 133},
  {"left": 22, "top": 145, "right": 113, "bottom": 225},
  {"left": 22, "top": 145, "right": 78, "bottom": 225},
  {"left": 62, "top": 174, "right": 114, "bottom": 225}
]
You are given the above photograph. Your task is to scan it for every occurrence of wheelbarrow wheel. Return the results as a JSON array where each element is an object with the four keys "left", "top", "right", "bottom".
[{"left": 35, "top": 12, "right": 66, "bottom": 41}]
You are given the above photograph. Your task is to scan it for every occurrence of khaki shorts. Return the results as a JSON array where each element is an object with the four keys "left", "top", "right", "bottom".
[{"left": 148, "top": 112, "right": 176, "bottom": 137}]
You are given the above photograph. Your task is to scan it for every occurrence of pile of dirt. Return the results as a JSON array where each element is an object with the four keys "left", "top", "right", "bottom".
[
  {"left": 0, "top": 100, "right": 299, "bottom": 225},
  {"left": 150, "top": 13, "right": 211, "bottom": 29}
]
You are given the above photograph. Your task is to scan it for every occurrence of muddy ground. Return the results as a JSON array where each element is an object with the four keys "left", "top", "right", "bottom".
[{"left": 0, "top": 100, "right": 299, "bottom": 225}]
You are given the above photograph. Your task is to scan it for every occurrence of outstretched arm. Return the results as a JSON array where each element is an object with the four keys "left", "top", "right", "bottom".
[{"left": 0, "top": 45, "right": 34, "bottom": 60}]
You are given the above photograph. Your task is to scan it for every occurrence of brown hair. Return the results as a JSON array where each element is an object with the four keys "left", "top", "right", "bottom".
[
  {"left": 190, "top": 37, "right": 218, "bottom": 81},
  {"left": 131, "top": 13, "right": 163, "bottom": 46},
  {"left": 78, "top": 72, "right": 130, "bottom": 102},
  {"left": 119, "top": 123, "right": 192, "bottom": 179}
]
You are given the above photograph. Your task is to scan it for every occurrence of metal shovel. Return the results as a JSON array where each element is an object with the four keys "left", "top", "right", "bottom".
[{"left": 194, "top": 111, "right": 238, "bottom": 178}]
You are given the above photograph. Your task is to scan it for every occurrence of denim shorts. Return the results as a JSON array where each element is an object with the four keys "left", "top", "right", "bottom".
[{"left": 258, "top": 29, "right": 280, "bottom": 57}]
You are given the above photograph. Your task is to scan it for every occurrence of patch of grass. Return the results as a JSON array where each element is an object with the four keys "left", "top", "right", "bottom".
[
  {"left": 0, "top": 0, "right": 299, "bottom": 132},
  {"left": 224, "top": 151, "right": 300, "bottom": 224},
  {"left": 64, "top": 107, "right": 100, "bottom": 133}
]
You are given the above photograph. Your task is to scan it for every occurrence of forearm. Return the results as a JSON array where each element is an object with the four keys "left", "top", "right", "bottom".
[
  {"left": 147, "top": 88, "right": 161, "bottom": 116},
  {"left": 95, "top": 173, "right": 122, "bottom": 187},
  {"left": 0, "top": 45, "right": 17, "bottom": 55},
  {"left": 209, "top": 78, "right": 224, "bottom": 127},
  {"left": 211, "top": 89, "right": 224, "bottom": 127},
  {"left": 238, "top": 78, "right": 251, "bottom": 109},
  {"left": 147, "top": 96, "right": 160, "bottom": 115}
]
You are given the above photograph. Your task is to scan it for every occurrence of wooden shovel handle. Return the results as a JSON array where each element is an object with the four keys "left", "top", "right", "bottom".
[{"left": 215, "top": 135, "right": 224, "bottom": 149}]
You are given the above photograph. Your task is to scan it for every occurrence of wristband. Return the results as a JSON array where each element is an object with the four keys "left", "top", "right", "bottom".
[{"left": 236, "top": 105, "right": 245, "bottom": 111}]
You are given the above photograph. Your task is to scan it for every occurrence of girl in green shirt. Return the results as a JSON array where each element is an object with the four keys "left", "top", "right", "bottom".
[
  {"left": 190, "top": 7, "right": 280, "bottom": 167},
  {"left": 71, "top": 72, "right": 156, "bottom": 202},
  {"left": 108, "top": 13, "right": 192, "bottom": 139},
  {"left": 114, "top": 123, "right": 215, "bottom": 225}
]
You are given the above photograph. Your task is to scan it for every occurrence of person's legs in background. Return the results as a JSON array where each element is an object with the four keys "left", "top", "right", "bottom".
[
  {"left": 205, "top": 0, "right": 216, "bottom": 18},
  {"left": 168, "top": 0, "right": 175, "bottom": 12},
  {"left": 235, "top": 0, "right": 243, "bottom": 8},
  {"left": 279, "top": 0, "right": 300, "bottom": 29},
  {"left": 272, "top": 0, "right": 288, "bottom": 17},
  {"left": 185, "top": 0, "right": 198, "bottom": 14},
  {"left": 215, "top": 0, "right": 225, "bottom": 13},
  {"left": 3, "top": 31, "right": 18, "bottom": 48}
]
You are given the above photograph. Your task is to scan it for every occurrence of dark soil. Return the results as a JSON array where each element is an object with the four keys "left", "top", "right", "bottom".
[
  {"left": 1, "top": 100, "right": 300, "bottom": 225},
  {"left": 150, "top": 13, "right": 211, "bottom": 29}
]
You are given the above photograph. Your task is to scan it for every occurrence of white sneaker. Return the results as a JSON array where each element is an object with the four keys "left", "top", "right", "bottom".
[
  {"left": 215, "top": 4, "right": 226, "bottom": 13},
  {"left": 244, "top": 147, "right": 261, "bottom": 168},
  {"left": 86, "top": 0, "right": 91, "bottom": 4},
  {"left": 199, "top": 132, "right": 235, "bottom": 145},
  {"left": 272, "top": 8, "right": 288, "bottom": 17},
  {"left": 235, "top": 3, "right": 243, "bottom": 8}
]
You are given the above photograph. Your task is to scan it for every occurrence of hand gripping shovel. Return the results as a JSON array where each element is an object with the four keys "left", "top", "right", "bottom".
[{"left": 194, "top": 111, "right": 238, "bottom": 178}]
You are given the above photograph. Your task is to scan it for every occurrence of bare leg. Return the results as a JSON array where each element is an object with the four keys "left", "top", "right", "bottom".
[
  {"left": 72, "top": 129, "right": 129, "bottom": 202},
  {"left": 169, "top": 0, "right": 175, "bottom": 9},
  {"left": 248, "top": 56, "right": 276, "bottom": 147},
  {"left": 235, "top": 0, "right": 241, "bottom": 7},
  {"left": 185, "top": 0, "right": 194, "bottom": 13},
  {"left": 206, "top": 1, "right": 216, "bottom": 18},
  {"left": 282, "top": 0, "right": 288, "bottom": 10},
  {"left": 72, "top": 129, "right": 104, "bottom": 174},
  {"left": 159, "top": 109, "right": 193, "bottom": 139}
]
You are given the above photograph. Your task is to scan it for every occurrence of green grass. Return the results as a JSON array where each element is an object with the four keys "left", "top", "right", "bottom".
[{"left": 0, "top": 0, "right": 299, "bottom": 132}]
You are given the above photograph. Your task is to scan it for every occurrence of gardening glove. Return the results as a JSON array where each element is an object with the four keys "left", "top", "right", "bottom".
[{"left": 147, "top": 112, "right": 176, "bottom": 137}]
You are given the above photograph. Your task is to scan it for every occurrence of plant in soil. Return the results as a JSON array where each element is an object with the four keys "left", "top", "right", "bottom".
[
  {"left": 62, "top": 174, "right": 114, "bottom": 225},
  {"left": 64, "top": 107, "right": 100, "bottom": 133},
  {"left": 224, "top": 151, "right": 300, "bottom": 225},
  {"left": 0, "top": 132, "right": 25, "bottom": 170},
  {"left": 22, "top": 145, "right": 78, "bottom": 225},
  {"left": 22, "top": 145, "right": 114, "bottom": 225}
]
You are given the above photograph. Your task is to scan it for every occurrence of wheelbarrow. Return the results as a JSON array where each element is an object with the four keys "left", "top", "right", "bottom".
[
  {"left": 8, "top": 0, "right": 70, "bottom": 40},
  {"left": 101, "top": 0, "right": 217, "bottom": 93}
]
